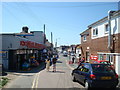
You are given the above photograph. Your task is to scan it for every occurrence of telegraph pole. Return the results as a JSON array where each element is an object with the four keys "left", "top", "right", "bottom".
[
  {"left": 51, "top": 32, "right": 53, "bottom": 47},
  {"left": 51, "top": 32, "right": 53, "bottom": 56},
  {"left": 44, "top": 24, "right": 46, "bottom": 44}
]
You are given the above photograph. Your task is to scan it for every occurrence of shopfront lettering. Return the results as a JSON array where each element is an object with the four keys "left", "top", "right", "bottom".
[
  {"left": 90, "top": 55, "right": 98, "bottom": 61},
  {"left": 20, "top": 41, "right": 45, "bottom": 49}
]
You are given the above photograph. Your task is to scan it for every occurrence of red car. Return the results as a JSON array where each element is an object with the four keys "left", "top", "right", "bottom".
[
  {"left": 94, "top": 60, "right": 115, "bottom": 69},
  {"left": 97, "top": 60, "right": 110, "bottom": 64}
]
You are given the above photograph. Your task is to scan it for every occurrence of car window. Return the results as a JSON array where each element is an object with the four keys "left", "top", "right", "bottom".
[
  {"left": 77, "top": 64, "right": 89, "bottom": 72},
  {"left": 92, "top": 64, "right": 114, "bottom": 73}
]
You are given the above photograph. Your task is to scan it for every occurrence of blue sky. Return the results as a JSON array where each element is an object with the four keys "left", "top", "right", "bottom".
[{"left": 1, "top": 2, "right": 119, "bottom": 46}]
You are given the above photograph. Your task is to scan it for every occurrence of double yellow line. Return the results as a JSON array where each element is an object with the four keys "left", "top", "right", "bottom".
[{"left": 32, "top": 72, "right": 40, "bottom": 88}]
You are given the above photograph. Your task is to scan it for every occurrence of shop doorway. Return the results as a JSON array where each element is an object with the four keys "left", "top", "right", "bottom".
[{"left": 8, "top": 50, "right": 17, "bottom": 71}]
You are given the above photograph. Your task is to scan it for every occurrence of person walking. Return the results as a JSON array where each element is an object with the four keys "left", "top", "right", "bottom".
[
  {"left": 79, "top": 57, "right": 85, "bottom": 65},
  {"left": 45, "top": 58, "right": 50, "bottom": 71},
  {"left": 52, "top": 55, "right": 57, "bottom": 72},
  {"left": 72, "top": 56, "right": 75, "bottom": 64}
]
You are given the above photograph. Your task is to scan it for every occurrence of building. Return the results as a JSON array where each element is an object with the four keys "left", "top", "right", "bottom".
[
  {"left": 80, "top": 10, "right": 120, "bottom": 75},
  {"left": 0, "top": 27, "right": 47, "bottom": 71}
]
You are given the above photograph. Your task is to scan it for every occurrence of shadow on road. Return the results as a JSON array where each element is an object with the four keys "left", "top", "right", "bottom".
[
  {"left": 56, "top": 61, "right": 62, "bottom": 63},
  {"left": 48, "top": 71, "right": 65, "bottom": 73},
  {"left": 3, "top": 62, "right": 46, "bottom": 76}
]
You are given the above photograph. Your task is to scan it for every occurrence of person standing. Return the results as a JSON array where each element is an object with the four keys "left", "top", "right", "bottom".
[
  {"left": 52, "top": 55, "right": 57, "bottom": 72},
  {"left": 45, "top": 58, "right": 50, "bottom": 71},
  {"left": 72, "top": 56, "right": 75, "bottom": 64}
]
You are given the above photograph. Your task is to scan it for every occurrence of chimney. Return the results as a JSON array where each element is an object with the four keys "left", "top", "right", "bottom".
[{"left": 22, "top": 26, "right": 29, "bottom": 33}]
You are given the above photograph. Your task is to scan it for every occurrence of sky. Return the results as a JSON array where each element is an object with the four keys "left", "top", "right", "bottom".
[{"left": 1, "top": 1, "right": 120, "bottom": 47}]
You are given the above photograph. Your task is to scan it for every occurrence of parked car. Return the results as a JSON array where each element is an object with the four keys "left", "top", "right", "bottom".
[
  {"left": 96, "top": 60, "right": 109, "bottom": 64},
  {"left": 63, "top": 51, "right": 68, "bottom": 57},
  {"left": 93, "top": 60, "right": 115, "bottom": 69},
  {"left": 71, "top": 63, "right": 119, "bottom": 89}
]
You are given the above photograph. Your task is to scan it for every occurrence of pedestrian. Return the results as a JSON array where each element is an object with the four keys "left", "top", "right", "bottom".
[
  {"left": 80, "top": 57, "right": 85, "bottom": 64},
  {"left": 45, "top": 58, "right": 50, "bottom": 71},
  {"left": 52, "top": 55, "right": 57, "bottom": 72},
  {"left": 72, "top": 56, "right": 75, "bottom": 64}
]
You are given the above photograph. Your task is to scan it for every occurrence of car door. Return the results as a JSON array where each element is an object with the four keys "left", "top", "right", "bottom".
[
  {"left": 74, "top": 64, "right": 85, "bottom": 83},
  {"left": 80, "top": 64, "right": 90, "bottom": 84}
]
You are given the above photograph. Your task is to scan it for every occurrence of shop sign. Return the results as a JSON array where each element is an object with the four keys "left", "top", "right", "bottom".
[
  {"left": 0, "top": 50, "right": 8, "bottom": 59},
  {"left": 20, "top": 41, "right": 45, "bottom": 49},
  {"left": 90, "top": 55, "right": 98, "bottom": 61}
]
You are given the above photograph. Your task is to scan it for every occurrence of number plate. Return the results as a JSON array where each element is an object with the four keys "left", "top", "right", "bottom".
[{"left": 101, "top": 76, "right": 112, "bottom": 80}]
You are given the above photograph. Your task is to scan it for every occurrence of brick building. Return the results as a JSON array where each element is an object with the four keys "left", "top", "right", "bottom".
[{"left": 80, "top": 10, "right": 120, "bottom": 75}]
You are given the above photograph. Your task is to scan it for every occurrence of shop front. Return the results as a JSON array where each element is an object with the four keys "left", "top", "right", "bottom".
[{"left": 2, "top": 34, "right": 46, "bottom": 71}]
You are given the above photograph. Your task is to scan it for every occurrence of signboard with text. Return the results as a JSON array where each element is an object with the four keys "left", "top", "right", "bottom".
[
  {"left": 20, "top": 41, "right": 45, "bottom": 49},
  {"left": 90, "top": 55, "right": 98, "bottom": 61}
]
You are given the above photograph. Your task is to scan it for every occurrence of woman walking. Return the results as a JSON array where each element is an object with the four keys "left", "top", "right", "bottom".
[{"left": 45, "top": 58, "right": 50, "bottom": 71}]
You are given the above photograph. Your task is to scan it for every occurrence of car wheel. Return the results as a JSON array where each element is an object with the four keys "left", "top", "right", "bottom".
[
  {"left": 85, "top": 81, "right": 90, "bottom": 90},
  {"left": 72, "top": 74, "right": 76, "bottom": 82}
]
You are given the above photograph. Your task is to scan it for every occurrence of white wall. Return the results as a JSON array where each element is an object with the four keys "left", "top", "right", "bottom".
[
  {"left": 91, "top": 15, "right": 119, "bottom": 39},
  {"left": 27, "top": 31, "right": 44, "bottom": 44},
  {"left": 115, "top": 55, "right": 120, "bottom": 75}
]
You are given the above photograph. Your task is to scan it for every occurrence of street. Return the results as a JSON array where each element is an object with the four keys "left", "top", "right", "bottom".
[{"left": 3, "top": 54, "right": 84, "bottom": 89}]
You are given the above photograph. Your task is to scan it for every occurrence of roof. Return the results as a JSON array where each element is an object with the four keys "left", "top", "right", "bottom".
[
  {"left": 88, "top": 10, "right": 120, "bottom": 28},
  {"left": 80, "top": 28, "right": 90, "bottom": 36},
  {"left": 80, "top": 10, "right": 120, "bottom": 36}
]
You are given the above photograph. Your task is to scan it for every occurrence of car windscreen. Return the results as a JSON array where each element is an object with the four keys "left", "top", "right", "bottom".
[{"left": 91, "top": 64, "right": 114, "bottom": 73}]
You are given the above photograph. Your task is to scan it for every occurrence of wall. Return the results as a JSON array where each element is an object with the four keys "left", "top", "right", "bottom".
[
  {"left": 27, "top": 31, "right": 44, "bottom": 44},
  {"left": 115, "top": 55, "right": 120, "bottom": 75},
  {"left": 91, "top": 16, "right": 119, "bottom": 40}
]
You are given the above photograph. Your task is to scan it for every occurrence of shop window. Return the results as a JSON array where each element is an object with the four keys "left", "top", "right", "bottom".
[{"left": 93, "top": 28, "right": 98, "bottom": 36}]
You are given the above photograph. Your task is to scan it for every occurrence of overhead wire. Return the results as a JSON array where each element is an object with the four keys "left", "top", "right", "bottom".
[
  {"left": 2, "top": 3, "right": 26, "bottom": 31},
  {"left": 13, "top": 2, "right": 116, "bottom": 8}
]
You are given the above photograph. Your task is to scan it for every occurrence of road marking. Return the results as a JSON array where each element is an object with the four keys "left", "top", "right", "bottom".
[
  {"left": 32, "top": 73, "right": 39, "bottom": 88},
  {"left": 32, "top": 73, "right": 37, "bottom": 88},
  {"left": 35, "top": 72, "right": 40, "bottom": 88}
]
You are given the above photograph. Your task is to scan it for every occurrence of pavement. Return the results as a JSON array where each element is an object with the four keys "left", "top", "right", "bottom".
[
  {"left": 1, "top": 56, "right": 84, "bottom": 89},
  {"left": 1, "top": 62, "right": 46, "bottom": 88}
]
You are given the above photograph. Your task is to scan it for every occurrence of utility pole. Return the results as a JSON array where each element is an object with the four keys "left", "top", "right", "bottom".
[
  {"left": 44, "top": 24, "right": 46, "bottom": 44},
  {"left": 51, "top": 32, "right": 53, "bottom": 55},
  {"left": 51, "top": 32, "right": 53, "bottom": 47},
  {"left": 55, "top": 39, "right": 57, "bottom": 48}
]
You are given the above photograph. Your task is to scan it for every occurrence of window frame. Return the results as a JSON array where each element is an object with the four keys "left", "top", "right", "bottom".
[
  {"left": 104, "top": 24, "right": 109, "bottom": 34},
  {"left": 93, "top": 28, "right": 98, "bottom": 36},
  {"left": 106, "top": 54, "right": 113, "bottom": 64},
  {"left": 83, "top": 35, "right": 87, "bottom": 41}
]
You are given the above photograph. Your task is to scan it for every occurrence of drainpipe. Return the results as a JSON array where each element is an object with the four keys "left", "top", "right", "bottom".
[{"left": 108, "top": 10, "right": 115, "bottom": 52}]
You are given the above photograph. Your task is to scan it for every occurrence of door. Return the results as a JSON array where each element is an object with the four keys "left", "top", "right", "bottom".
[
  {"left": 86, "top": 52, "right": 90, "bottom": 62},
  {"left": 8, "top": 50, "right": 17, "bottom": 71}
]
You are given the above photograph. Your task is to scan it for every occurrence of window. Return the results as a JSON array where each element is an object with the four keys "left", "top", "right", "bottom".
[
  {"left": 98, "top": 54, "right": 104, "bottom": 60},
  {"left": 105, "top": 24, "right": 109, "bottom": 33},
  {"left": 83, "top": 35, "right": 87, "bottom": 41},
  {"left": 106, "top": 54, "right": 113, "bottom": 64},
  {"left": 78, "top": 64, "right": 89, "bottom": 72},
  {"left": 93, "top": 28, "right": 98, "bottom": 36}
]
